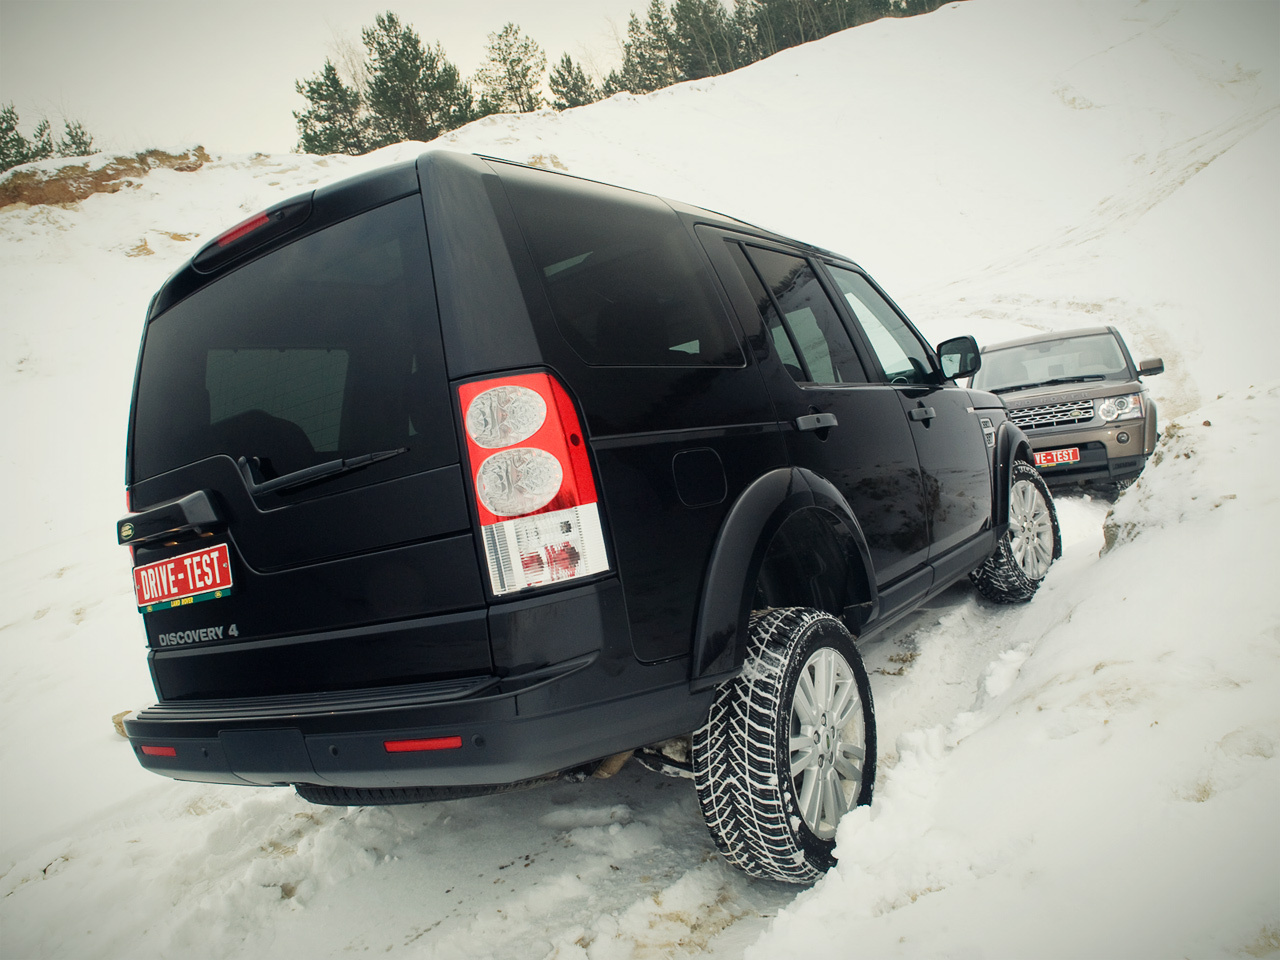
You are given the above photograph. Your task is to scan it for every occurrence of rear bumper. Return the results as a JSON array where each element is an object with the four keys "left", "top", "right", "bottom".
[
  {"left": 123, "top": 580, "right": 712, "bottom": 789},
  {"left": 124, "top": 655, "right": 705, "bottom": 788}
]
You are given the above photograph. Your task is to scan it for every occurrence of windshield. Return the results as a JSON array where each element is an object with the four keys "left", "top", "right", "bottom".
[
  {"left": 972, "top": 332, "right": 1131, "bottom": 392},
  {"left": 130, "top": 196, "right": 455, "bottom": 487}
]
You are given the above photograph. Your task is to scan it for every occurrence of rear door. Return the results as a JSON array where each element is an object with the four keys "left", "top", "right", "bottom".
[{"left": 126, "top": 196, "right": 487, "bottom": 699}]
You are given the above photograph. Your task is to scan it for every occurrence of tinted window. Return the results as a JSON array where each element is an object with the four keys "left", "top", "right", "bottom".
[
  {"left": 499, "top": 168, "right": 742, "bottom": 366},
  {"left": 206, "top": 349, "right": 349, "bottom": 452},
  {"left": 131, "top": 197, "right": 454, "bottom": 483},
  {"left": 826, "top": 266, "right": 934, "bottom": 384},
  {"left": 740, "top": 245, "right": 865, "bottom": 384}
]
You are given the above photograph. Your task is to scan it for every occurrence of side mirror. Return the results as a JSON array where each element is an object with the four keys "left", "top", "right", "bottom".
[
  {"left": 938, "top": 335, "right": 981, "bottom": 381},
  {"left": 1139, "top": 358, "right": 1164, "bottom": 377}
]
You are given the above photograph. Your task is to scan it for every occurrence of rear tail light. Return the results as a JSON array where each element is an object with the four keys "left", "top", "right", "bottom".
[
  {"left": 459, "top": 373, "right": 610, "bottom": 596},
  {"left": 139, "top": 745, "right": 177, "bottom": 757}
]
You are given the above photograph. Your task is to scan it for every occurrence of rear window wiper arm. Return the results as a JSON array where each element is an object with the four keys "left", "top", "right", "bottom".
[
  {"left": 237, "top": 447, "right": 408, "bottom": 496},
  {"left": 991, "top": 375, "right": 1105, "bottom": 395}
]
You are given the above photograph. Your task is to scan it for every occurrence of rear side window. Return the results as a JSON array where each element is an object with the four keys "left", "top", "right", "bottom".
[
  {"left": 734, "top": 244, "right": 866, "bottom": 385},
  {"left": 499, "top": 167, "right": 742, "bottom": 367},
  {"left": 131, "top": 197, "right": 454, "bottom": 484}
]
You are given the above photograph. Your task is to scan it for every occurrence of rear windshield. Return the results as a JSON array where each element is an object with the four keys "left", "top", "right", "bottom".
[
  {"left": 972, "top": 332, "right": 1132, "bottom": 392},
  {"left": 499, "top": 167, "right": 743, "bottom": 367},
  {"left": 131, "top": 196, "right": 454, "bottom": 485}
]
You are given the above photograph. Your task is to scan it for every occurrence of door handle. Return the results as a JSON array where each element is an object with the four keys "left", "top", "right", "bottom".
[
  {"left": 909, "top": 406, "right": 937, "bottom": 422},
  {"left": 795, "top": 412, "right": 839, "bottom": 432}
]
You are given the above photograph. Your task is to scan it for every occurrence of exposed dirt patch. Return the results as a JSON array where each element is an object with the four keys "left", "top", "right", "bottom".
[{"left": 0, "top": 147, "right": 211, "bottom": 209}]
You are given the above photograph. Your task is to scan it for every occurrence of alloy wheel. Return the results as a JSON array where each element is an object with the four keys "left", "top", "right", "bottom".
[
  {"left": 1009, "top": 478, "right": 1054, "bottom": 580},
  {"left": 788, "top": 646, "right": 867, "bottom": 840}
]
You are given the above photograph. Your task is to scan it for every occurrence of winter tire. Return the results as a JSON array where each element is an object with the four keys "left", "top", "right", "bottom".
[
  {"left": 692, "top": 607, "right": 875, "bottom": 884},
  {"left": 971, "top": 458, "right": 1060, "bottom": 603}
]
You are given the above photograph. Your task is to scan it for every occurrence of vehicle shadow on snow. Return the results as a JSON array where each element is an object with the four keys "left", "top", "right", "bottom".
[{"left": 230, "top": 763, "right": 801, "bottom": 958}]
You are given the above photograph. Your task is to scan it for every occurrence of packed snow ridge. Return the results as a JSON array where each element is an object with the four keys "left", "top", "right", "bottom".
[{"left": 1, "top": 1, "right": 1277, "bottom": 957}]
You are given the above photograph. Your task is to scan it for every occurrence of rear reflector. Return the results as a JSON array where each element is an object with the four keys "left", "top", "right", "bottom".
[
  {"left": 140, "top": 745, "right": 177, "bottom": 757},
  {"left": 384, "top": 736, "right": 463, "bottom": 753}
]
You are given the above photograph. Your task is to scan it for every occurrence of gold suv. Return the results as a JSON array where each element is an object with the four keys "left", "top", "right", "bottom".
[{"left": 970, "top": 326, "right": 1164, "bottom": 488}]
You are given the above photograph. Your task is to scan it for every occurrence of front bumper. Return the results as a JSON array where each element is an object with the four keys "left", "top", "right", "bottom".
[{"left": 1025, "top": 419, "right": 1152, "bottom": 485}]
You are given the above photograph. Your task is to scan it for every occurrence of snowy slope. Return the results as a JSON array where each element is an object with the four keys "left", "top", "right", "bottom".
[{"left": 1, "top": 1, "right": 1277, "bottom": 957}]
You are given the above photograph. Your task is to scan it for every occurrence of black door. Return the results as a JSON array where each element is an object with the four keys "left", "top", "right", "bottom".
[
  {"left": 823, "top": 265, "right": 992, "bottom": 575},
  {"left": 699, "top": 229, "right": 931, "bottom": 597}
]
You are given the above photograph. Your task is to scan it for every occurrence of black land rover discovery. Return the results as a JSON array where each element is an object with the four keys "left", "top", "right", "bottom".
[{"left": 117, "top": 151, "right": 1059, "bottom": 883}]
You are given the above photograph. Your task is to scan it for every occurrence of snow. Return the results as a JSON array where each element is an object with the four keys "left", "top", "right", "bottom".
[{"left": 1, "top": 1, "right": 1277, "bottom": 957}]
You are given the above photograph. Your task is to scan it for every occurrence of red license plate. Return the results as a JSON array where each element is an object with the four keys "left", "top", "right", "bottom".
[
  {"left": 133, "top": 543, "right": 233, "bottom": 612},
  {"left": 1034, "top": 447, "right": 1081, "bottom": 468}
]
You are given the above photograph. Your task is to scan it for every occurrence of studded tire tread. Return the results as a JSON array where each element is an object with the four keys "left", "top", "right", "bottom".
[
  {"left": 692, "top": 607, "right": 875, "bottom": 884},
  {"left": 971, "top": 459, "right": 1060, "bottom": 604}
]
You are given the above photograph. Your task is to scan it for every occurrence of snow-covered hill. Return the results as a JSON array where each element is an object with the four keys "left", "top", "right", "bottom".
[{"left": 1, "top": 1, "right": 1277, "bottom": 957}]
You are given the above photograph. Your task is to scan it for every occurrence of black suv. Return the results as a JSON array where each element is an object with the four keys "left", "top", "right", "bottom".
[{"left": 117, "top": 152, "right": 1058, "bottom": 883}]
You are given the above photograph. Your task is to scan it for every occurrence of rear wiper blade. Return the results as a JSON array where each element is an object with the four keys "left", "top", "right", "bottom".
[
  {"left": 237, "top": 448, "right": 408, "bottom": 496},
  {"left": 991, "top": 375, "right": 1105, "bottom": 395}
]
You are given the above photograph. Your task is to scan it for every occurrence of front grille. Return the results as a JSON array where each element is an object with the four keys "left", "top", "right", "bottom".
[{"left": 1007, "top": 399, "right": 1094, "bottom": 429}]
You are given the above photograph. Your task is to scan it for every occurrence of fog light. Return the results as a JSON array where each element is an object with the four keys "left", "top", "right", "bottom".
[{"left": 1117, "top": 431, "right": 1130, "bottom": 444}]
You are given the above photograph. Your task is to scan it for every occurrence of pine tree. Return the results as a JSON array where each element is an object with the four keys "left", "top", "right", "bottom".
[
  {"left": 293, "top": 11, "right": 473, "bottom": 154},
  {"left": 549, "top": 54, "right": 602, "bottom": 110},
  {"left": 669, "top": 0, "right": 745, "bottom": 80},
  {"left": 609, "top": 3, "right": 684, "bottom": 95},
  {"left": 363, "top": 13, "right": 474, "bottom": 145},
  {"left": 28, "top": 119, "right": 54, "bottom": 162},
  {"left": 1, "top": 104, "right": 97, "bottom": 174},
  {"left": 294, "top": 60, "right": 371, "bottom": 156},
  {"left": 475, "top": 23, "right": 548, "bottom": 114},
  {"left": 0, "top": 104, "right": 28, "bottom": 172},
  {"left": 57, "top": 120, "right": 95, "bottom": 157}
]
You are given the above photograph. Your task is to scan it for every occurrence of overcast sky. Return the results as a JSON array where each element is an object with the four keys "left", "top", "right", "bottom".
[{"left": 1, "top": 0, "right": 641, "bottom": 155}]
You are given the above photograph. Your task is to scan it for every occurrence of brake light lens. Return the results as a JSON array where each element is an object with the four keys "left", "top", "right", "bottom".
[
  {"left": 215, "top": 212, "right": 271, "bottom": 247},
  {"left": 192, "top": 197, "right": 312, "bottom": 274},
  {"left": 459, "top": 373, "right": 610, "bottom": 595}
]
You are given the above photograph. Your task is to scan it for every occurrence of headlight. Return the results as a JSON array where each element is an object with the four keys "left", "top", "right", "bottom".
[{"left": 1098, "top": 393, "right": 1143, "bottom": 422}]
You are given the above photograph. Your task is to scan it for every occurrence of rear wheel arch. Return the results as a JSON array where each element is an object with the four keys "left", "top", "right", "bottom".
[{"left": 691, "top": 468, "right": 875, "bottom": 690}]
